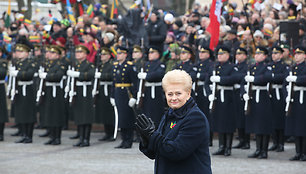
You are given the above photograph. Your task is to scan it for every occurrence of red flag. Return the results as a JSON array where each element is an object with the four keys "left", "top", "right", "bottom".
[{"left": 206, "top": 0, "right": 222, "bottom": 51}]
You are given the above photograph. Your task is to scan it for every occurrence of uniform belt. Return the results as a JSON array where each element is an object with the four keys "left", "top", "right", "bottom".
[
  {"left": 252, "top": 85, "right": 268, "bottom": 103},
  {"left": 145, "top": 82, "right": 162, "bottom": 99},
  {"left": 272, "top": 84, "right": 282, "bottom": 100},
  {"left": 100, "top": 81, "right": 113, "bottom": 96},
  {"left": 293, "top": 86, "right": 306, "bottom": 104},
  {"left": 76, "top": 81, "right": 92, "bottom": 97},
  {"left": 197, "top": 81, "right": 205, "bottom": 86},
  {"left": 115, "top": 83, "right": 132, "bottom": 88},
  {"left": 217, "top": 85, "right": 233, "bottom": 103},
  {"left": 197, "top": 81, "right": 206, "bottom": 96},
  {"left": 17, "top": 81, "right": 34, "bottom": 96},
  {"left": 0, "top": 80, "right": 5, "bottom": 84},
  {"left": 45, "top": 82, "right": 61, "bottom": 98},
  {"left": 234, "top": 84, "right": 241, "bottom": 89}
]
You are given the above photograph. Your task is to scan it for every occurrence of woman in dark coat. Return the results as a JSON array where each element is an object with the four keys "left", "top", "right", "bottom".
[{"left": 137, "top": 70, "right": 212, "bottom": 174}]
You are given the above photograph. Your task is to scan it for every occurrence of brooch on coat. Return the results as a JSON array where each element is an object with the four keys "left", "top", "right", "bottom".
[{"left": 170, "top": 121, "right": 176, "bottom": 129}]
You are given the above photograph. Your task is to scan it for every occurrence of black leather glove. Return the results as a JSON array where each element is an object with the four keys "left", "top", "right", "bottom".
[{"left": 135, "top": 114, "right": 155, "bottom": 140}]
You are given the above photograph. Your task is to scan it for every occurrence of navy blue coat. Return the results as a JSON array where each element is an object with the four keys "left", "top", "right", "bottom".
[
  {"left": 232, "top": 61, "right": 248, "bottom": 129},
  {"left": 285, "top": 62, "right": 306, "bottom": 137},
  {"left": 140, "top": 98, "right": 212, "bottom": 174},
  {"left": 245, "top": 61, "right": 273, "bottom": 135},
  {"left": 206, "top": 61, "right": 237, "bottom": 133},
  {"left": 142, "top": 59, "right": 165, "bottom": 126},
  {"left": 269, "top": 60, "right": 288, "bottom": 130},
  {"left": 112, "top": 60, "right": 138, "bottom": 128},
  {"left": 0, "top": 60, "right": 8, "bottom": 123},
  {"left": 194, "top": 58, "right": 213, "bottom": 129},
  {"left": 173, "top": 60, "right": 197, "bottom": 81}
]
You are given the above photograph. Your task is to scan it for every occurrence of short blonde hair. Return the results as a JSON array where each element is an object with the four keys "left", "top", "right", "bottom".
[{"left": 162, "top": 70, "right": 192, "bottom": 92}]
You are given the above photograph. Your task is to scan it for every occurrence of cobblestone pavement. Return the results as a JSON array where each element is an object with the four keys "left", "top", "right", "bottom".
[{"left": 0, "top": 128, "right": 305, "bottom": 174}]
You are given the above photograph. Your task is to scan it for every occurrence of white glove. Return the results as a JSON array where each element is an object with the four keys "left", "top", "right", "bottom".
[
  {"left": 196, "top": 73, "right": 201, "bottom": 79},
  {"left": 10, "top": 70, "right": 19, "bottom": 77},
  {"left": 285, "top": 96, "right": 291, "bottom": 103},
  {"left": 210, "top": 75, "right": 221, "bottom": 83},
  {"left": 286, "top": 75, "right": 297, "bottom": 82},
  {"left": 137, "top": 72, "right": 147, "bottom": 80},
  {"left": 39, "top": 72, "right": 47, "bottom": 79},
  {"left": 110, "top": 98, "right": 115, "bottom": 106},
  {"left": 243, "top": 93, "right": 250, "bottom": 101},
  {"left": 245, "top": 75, "right": 255, "bottom": 82},
  {"left": 67, "top": 70, "right": 80, "bottom": 78},
  {"left": 128, "top": 98, "right": 136, "bottom": 107},
  {"left": 208, "top": 94, "right": 214, "bottom": 102},
  {"left": 9, "top": 66, "right": 16, "bottom": 72},
  {"left": 38, "top": 68, "right": 44, "bottom": 74},
  {"left": 95, "top": 72, "right": 101, "bottom": 79}
]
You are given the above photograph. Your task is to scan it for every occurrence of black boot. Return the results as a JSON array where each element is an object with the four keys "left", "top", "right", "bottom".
[
  {"left": 70, "top": 125, "right": 80, "bottom": 139},
  {"left": 24, "top": 123, "right": 34, "bottom": 143},
  {"left": 299, "top": 137, "right": 306, "bottom": 161},
  {"left": 11, "top": 124, "right": 21, "bottom": 136},
  {"left": 268, "top": 130, "right": 278, "bottom": 151},
  {"left": 213, "top": 133, "right": 225, "bottom": 155},
  {"left": 248, "top": 135, "right": 262, "bottom": 158},
  {"left": 241, "top": 134, "right": 250, "bottom": 149},
  {"left": 258, "top": 135, "right": 269, "bottom": 159},
  {"left": 15, "top": 124, "right": 27, "bottom": 143},
  {"left": 44, "top": 127, "right": 55, "bottom": 145},
  {"left": 233, "top": 129, "right": 244, "bottom": 149},
  {"left": 224, "top": 133, "right": 233, "bottom": 156},
  {"left": 39, "top": 128, "right": 50, "bottom": 137},
  {"left": 115, "top": 131, "right": 125, "bottom": 148},
  {"left": 122, "top": 128, "right": 133, "bottom": 149},
  {"left": 276, "top": 130, "right": 284, "bottom": 152},
  {"left": 290, "top": 137, "right": 302, "bottom": 161},
  {"left": 80, "top": 124, "right": 91, "bottom": 147},
  {"left": 0, "top": 123, "right": 4, "bottom": 141},
  {"left": 99, "top": 124, "right": 112, "bottom": 141},
  {"left": 52, "top": 127, "right": 62, "bottom": 145},
  {"left": 73, "top": 125, "right": 84, "bottom": 147}
]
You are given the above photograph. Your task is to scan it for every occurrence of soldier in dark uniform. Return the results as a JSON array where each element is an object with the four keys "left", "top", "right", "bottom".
[
  {"left": 37, "top": 45, "right": 51, "bottom": 137},
  {"left": 9, "top": 44, "right": 37, "bottom": 143},
  {"left": 285, "top": 46, "right": 306, "bottom": 161},
  {"left": 243, "top": 46, "right": 273, "bottom": 159},
  {"left": 132, "top": 45, "right": 145, "bottom": 72},
  {"left": 0, "top": 47, "right": 8, "bottom": 141},
  {"left": 67, "top": 45, "right": 95, "bottom": 147},
  {"left": 232, "top": 47, "right": 250, "bottom": 149},
  {"left": 112, "top": 46, "right": 138, "bottom": 149},
  {"left": 137, "top": 46, "right": 165, "bottom": 127},
  {"left": 207, "top": 46, "right": 237, "bottom": 156},
  {"left": 173, "top": 46, "right": 196, "bottom": 81},
  {"left": 268, "top": 46, "right": 288, "bottom": 152},
  {"left": 194, "top": 46, "right": 214, "bottom": 146},
  {"left": 38, "top": 45, "right": 66, "bottom": 145},
  {"left": 94, "top": 47, "right": 115, "bottom": 141}
]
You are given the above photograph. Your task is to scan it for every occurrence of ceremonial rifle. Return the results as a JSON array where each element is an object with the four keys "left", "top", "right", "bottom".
[
  {"left": 136, "top": 37, "right": 146, "bottom": 110},
  {"left": 285, "top": 39, "right": 295, "bottom": 116},
  {"left": 209, "top": 69, "right": 217, "bottom": 113},
  {"left": 244, "top": 71, "right": 253, "bottom": 115}
]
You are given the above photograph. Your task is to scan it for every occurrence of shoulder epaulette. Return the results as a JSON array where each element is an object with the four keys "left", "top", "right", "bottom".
[
  {"left": 113, "top": 62, "right": 119, "bottom": 65},
  {"left": 127, "top": 61, "right": 133, "bottom": 65}
]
